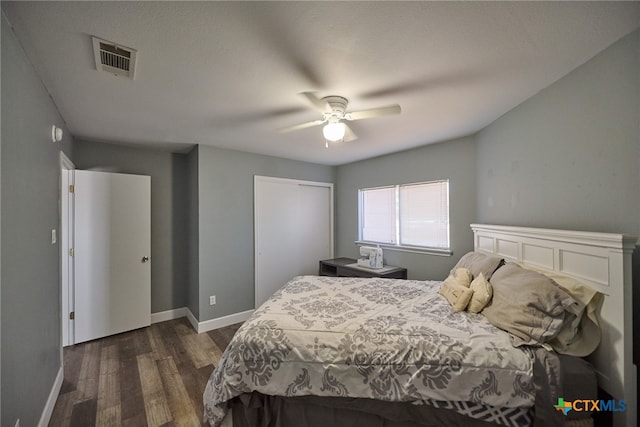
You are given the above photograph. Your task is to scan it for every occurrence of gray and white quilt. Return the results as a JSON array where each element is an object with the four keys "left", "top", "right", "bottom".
[{"left": 203, "top": 275, "right": 538, "bottom": 426}]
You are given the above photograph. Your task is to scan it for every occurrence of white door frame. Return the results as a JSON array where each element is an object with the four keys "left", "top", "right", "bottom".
[
  {"left": 254, "top": 175, "right": 334, "bottom": 308},
  {"left": 59, "top": 152, "right": 75, "bottom": 346}
]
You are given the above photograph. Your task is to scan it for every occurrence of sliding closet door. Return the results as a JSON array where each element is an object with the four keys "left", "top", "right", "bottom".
[
  {"left": 254, "top": 176, "right": 333, "bottom": 307},
  {"left": 297, "top": 184, "right": 332, "bottom": 274}
]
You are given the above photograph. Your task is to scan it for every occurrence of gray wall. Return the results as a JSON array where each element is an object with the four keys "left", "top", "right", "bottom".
[
  {"left": 71, "top": 141, "right": 335, "bottom": 322},
  {"left": 186, "top": 146, "right": 200, "bottom": 318},
  {"left": 196, "top": 145, "right": 334, "bottom": 320},
  {"left": 476, "top": 28, "right": 640, "bottom": 240},
  {"left": 335, "top": 137, "right": 477, "bottom": 281},
  {"left": 474, "top": 28, "right": 640, "bottom": 385},
  {"left": 334, "top": 28, "right": 640, "bottom": 281},
  {"left": 1, "top": 13, "right": 74, "bottom": 426},
  {"left": 72, "top": 139, "right": 190, "bottom": 313}
]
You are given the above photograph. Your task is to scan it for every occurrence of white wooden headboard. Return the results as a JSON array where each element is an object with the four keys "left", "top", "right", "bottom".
[{"left": 471, "top": 224, "right": 636, "bottom": 427}]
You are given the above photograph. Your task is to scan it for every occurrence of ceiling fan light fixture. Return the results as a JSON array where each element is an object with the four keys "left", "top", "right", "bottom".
[
  {"left": 323, "top": 121, "right": 346, "bottom": 143},
  {"left": 281, "top": 92, "right": 400, "bottom": 147}
]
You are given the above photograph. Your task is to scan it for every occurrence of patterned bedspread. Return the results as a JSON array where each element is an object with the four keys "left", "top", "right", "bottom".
[{"left": 203, "top": 276, "right": 538, "bottom": 426}]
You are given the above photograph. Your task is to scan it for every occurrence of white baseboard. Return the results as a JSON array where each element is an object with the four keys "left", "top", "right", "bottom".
[
  {"left": 186, "top": 307, "right": 199, "bottom": 331},
  {"left": 151, "top": 307, "right": 188, "bottom": 324},
  {"left": 196, "top": 309, "right": 254, "bottom": 333},
  {"left": 153, "top": 306, "right": 253, "bottom": 334},
  {"left": 38, "top": 366, "right": 63, "bottom": 427},
  {"left": 186, "top": 307, "right": 253, "bottom": 334}
]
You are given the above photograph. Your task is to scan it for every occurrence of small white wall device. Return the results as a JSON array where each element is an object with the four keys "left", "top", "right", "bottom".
[{"left": 51, "top": 125, "right": 63, "bottom": 143}]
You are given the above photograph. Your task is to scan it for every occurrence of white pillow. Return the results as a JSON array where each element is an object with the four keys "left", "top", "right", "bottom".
[{"left": 517, "top": 264, "right": 602, "bottom": 356}]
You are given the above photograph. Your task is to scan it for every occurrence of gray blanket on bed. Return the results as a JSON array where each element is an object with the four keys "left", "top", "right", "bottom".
[{"left": 204, "top": 275, "right": 553, "bottom": 426}]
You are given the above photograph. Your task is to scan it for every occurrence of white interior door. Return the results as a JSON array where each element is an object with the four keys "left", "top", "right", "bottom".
[
  {"left": 254, "top": 176, "right": 333, "bottom": 307},
  {"left": 74, "top": 170, "right": 151, "bottom": 344}
]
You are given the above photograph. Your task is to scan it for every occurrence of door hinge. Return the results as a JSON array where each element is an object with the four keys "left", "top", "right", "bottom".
[
  {"left": 69, "top": 248, "right": 74, "bottom": 257},
  {"left": 69, "top": 311, "right": 75, "bottom": 320},
  {"left": 69, "top": 184, "right": 75, "bottom": 193}
]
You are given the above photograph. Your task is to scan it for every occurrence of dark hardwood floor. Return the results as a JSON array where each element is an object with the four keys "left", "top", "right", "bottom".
[{"left": 49, "top": 318, "right": 242, "bottom": 427}]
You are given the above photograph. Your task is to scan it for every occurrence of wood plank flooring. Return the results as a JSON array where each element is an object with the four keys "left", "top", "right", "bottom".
[{"left": 49, "top": 318, "right": 242, "bottom": 427}]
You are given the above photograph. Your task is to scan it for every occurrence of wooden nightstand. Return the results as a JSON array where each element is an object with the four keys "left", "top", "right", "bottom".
[{"left": 319, "top": 257, "right": 407, "bottom": 279}]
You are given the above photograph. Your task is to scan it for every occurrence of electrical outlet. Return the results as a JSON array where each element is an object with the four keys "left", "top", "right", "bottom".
[{"left": 209, "top": 295, "right": 216, "bottom": 306}]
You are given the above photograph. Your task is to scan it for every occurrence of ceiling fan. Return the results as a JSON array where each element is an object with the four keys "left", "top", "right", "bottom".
[{"left": 280, "top": 92, "right": 401, "bottom": 147}]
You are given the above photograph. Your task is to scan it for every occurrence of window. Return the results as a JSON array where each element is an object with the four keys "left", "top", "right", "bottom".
[{"left": 358, "top": 180, "right": 450, "bottom": 252}]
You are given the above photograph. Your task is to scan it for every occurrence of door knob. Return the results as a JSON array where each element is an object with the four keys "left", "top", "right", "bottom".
[{"left": 142, "top": 256, "right": 150, "bottom": 263}]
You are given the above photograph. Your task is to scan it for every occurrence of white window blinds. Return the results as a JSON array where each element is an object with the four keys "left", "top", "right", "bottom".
[
  {"left": 399, "top": 181, "right": 449, "bottom": 248},
  {"left": 359, "top": 180, "right": 449, "bottom": 250},
  {"left": 360, "top": 186, "right": 397, "bottom": 244}
]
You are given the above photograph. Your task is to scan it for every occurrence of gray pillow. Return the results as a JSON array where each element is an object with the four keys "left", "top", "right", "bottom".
[
  {"left": 482, "top": 262, "right": 577, "bottom": 346},
  {"left": 451, "top": 251, "right": 504, "bottom": 280}
]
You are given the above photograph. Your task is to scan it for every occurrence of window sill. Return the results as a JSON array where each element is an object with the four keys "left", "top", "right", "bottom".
[{"left": 355, "top": 241, "right": 452, "bottom": 257}]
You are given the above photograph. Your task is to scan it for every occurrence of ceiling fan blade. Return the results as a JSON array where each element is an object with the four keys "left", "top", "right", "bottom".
[
  {"left": 345, "top": 104, "right": 401, "bottom": 121},
  {"left": 300, "top": 92, "right": 332, "bottom": 114},
  {"left": 279, "top": 119, "right": 326, "bottom": 133},
  {"left": 343, "top": 124, "right": 358, "bottom": 142}
]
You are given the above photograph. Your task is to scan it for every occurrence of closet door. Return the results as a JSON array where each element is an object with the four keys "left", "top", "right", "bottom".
[
  {"left": 74, "top": 170, "right": 151, "bottom": 343},
  {"left": 254, "top": 176, "right": 333, "bottom": 307},
  {"left": 297, "top": 184, "right": 332, "bottom": 275}
]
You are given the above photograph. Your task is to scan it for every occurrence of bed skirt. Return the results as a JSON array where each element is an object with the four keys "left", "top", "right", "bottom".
[{"left": 230, "top": 392, "right": 498, "bottom": 427}]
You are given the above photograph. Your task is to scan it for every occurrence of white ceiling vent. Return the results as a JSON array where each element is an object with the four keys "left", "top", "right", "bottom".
[{"left": 92, "top": 36, "right": 137, "bottom": 79}]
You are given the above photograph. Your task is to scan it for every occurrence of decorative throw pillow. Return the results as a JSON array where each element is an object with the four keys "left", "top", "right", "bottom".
[
  {"left": 452, "top": 268, "right": 472, "bottom": 287},
  {"left": 467, "top": 273, "right": 493, "bottom": 314},
  {"left": 439, "top": 279, "right": 474, "bottom": 312}
]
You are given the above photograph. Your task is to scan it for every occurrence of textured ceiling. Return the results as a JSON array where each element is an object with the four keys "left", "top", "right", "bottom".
[{"left": 3, "top": 1, "right": 640, "bottom": 165}]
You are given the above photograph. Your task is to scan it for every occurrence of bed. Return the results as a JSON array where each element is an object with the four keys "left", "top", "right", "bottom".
[{"left": 203, "top": 224, "right": 637, "bottom": 427}]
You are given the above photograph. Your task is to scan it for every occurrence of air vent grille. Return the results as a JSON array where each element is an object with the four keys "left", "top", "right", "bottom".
[
  {"left": 100, "top": 43, "right": 130, "bottom": 71},
  {"left": 92, "top": 36, "right": 137, "bottom": 79}
]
